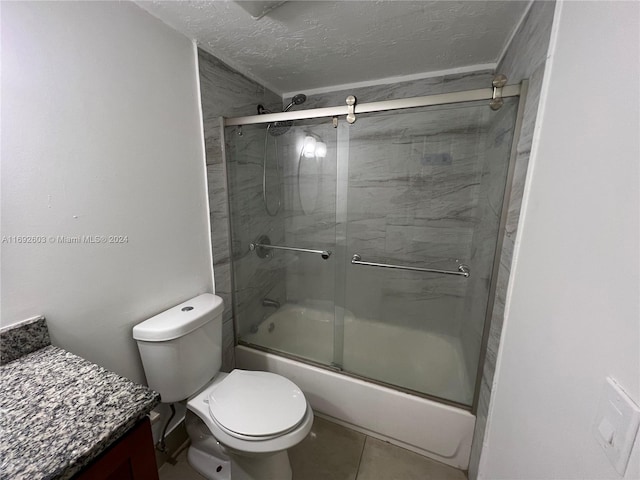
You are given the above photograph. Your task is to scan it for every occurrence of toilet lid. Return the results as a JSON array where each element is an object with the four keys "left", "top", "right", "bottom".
[{"left": 208, "top": 370, "right": 307, "bottom": 437}]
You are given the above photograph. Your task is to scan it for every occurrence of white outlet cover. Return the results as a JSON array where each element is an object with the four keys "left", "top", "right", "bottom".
[{"left": 593, "top": 377, "right": 640, "bottom": 475}]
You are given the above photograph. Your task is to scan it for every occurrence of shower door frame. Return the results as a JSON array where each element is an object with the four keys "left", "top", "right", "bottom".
[
  {"left": 221, "top": 81, "right": 527, "bottom": 414},
  {"left": 225, "top": 85, "right": 521, "bottom": 126}
]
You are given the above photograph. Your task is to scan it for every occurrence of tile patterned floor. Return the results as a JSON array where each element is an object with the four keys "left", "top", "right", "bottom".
[{"left": 159, "top": 416, "right": 467, "bottom": 480}]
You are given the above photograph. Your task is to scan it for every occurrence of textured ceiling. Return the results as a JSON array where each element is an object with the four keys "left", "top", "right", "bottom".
[{"left": 135, "top": 1, "right": 529, "bottom": 95}]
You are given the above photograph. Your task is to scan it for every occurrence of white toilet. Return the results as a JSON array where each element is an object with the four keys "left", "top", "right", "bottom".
[{"left": 133, "top": 293, "right": 313, "bottom": 480}]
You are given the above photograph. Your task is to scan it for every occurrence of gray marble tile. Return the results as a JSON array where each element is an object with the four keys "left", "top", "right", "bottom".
[
  {"left": 498, "top": 1, "right": 556, "bottom": 83},
  {"left": 213, "top": 261, "right": 233, "bottom": 325},
  {"left": 506, "top": 63, "right": 547, "bottom": 233},
  {"left": 385, "top": 224, "right": 473, "bottom": 260},
  {"left": 198, "top": 48, "right": 282, "bottom": 358},
  {"left": 221, "top": 318, "right": 236, "bottom": 372},
  {"left": 210, "top": 225, "right": 231, "bottom": 268},
  {"left": 301, "top": 70, "right": 494, "bottom": 109},
  {"left": 206, "top": 164, "right": 229, "bottom": 215},
  {"left": 467, "top": 383, "right": 490, "bottom": 480},
  {"left": 198, "top": 49, "right": 279, "bottom": 120}
]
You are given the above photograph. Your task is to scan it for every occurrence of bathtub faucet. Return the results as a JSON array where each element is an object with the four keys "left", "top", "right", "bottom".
[{"left": 262, "top": 298, "right": 280, "bottom": 309}]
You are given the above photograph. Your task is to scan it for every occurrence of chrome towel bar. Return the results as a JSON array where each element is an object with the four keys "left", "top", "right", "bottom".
[
  {"left": 351, "top": 254, "right": 470, "bottom": 278},
  {"left": 250, "top": 238, "right": 332, "bottom": 260}
]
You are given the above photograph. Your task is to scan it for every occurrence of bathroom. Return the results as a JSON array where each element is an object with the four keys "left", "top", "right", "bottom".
[{"left": 1, "top": 1, "right": 638, "bottom": 479}]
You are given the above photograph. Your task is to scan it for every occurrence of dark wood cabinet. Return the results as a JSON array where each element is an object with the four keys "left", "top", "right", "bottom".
[{"left": 75, "top": 418, "right": 158, "bottom": 480}]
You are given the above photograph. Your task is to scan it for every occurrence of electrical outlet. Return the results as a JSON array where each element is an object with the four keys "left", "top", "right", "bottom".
[{"left": 593, "top": 377, "right": 640, "bottom": 475}]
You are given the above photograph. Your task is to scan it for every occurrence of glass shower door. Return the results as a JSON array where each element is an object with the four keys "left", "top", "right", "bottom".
[
  {"left": 226, "top": 119, "right": 339, "bottom": 367},
  {"left": 340, "top": 99, "right": 519, "bottom": 406}
]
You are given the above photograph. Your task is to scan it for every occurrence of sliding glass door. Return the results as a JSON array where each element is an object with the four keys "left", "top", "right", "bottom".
[
  {"left": 226, "top": 96, "right": 520, "bottom": 407},
  {"left": 340, "top": 100, "right": 519, "bottom": 405}
]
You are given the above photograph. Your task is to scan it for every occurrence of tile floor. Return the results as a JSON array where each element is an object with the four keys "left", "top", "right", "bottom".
[{"left": 159, "top": 416, "right": 467, "bottom": 480}]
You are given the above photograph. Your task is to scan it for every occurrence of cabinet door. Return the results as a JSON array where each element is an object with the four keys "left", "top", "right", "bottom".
[{"left": 76, "top": 417, "right": 158, "bottom": 480}]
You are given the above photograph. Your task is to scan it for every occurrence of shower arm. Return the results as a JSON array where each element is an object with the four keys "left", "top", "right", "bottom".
[{"left": 351, "top": 254, "right": 470, "bottom": 278}]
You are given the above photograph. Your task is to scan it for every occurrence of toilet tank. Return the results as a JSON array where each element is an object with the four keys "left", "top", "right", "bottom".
[{"left": 133, "top": 293, "right": 224, "bottom": 403}]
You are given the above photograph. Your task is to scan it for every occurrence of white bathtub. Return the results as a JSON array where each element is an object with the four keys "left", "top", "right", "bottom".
[{"left": 236, "top": 302, "right": 476, "bottom": 470}]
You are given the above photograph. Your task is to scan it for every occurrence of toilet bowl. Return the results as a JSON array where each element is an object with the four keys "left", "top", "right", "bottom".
[
  {"left": 186, "top": 370, "right": 313, "bottom": 480},
  {"left": 133, "top": 294, "right": 313, "bottom": 480}
]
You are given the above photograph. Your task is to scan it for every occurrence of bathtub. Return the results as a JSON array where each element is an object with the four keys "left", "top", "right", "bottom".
[{"left": 236, "top": 302, "right": 476, "bottom": 470}]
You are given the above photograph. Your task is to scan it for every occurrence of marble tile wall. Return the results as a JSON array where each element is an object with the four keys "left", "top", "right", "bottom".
[
  {"left": 467, "top": 2, "right": 556, "bottom": 478},
  {"left": 341, "top": 105, "right": 490, "bottom": 337},
  {"left": 197, "top": 49, "right": 281, "bottom": 370},
  {"left": 289, "top": 70, "right": 495, "bottom": 108}
]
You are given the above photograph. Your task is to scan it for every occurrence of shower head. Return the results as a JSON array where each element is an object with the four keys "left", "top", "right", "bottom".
[
  {"left": 267, "top": 120, "right": 293, "bottom": 136},
  {"left": 292, "top": 93, "right": 307, "bottom": 105},
  {"left": 266, "top": 93, "right": 306, "bottom": 136},
  {"left": 283, "top": 93, "right": 307, "bottom": 112}
]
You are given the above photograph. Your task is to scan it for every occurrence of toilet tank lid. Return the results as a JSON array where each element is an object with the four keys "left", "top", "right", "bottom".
[{"left": 133, "top": 293, "right": 224, "bottom": 342}]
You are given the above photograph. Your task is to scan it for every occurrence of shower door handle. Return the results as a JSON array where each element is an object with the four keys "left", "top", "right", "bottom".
[
  {"left": 250, "top": 235, "right": 332, "bottom": 260},
  {"left": 351, "top": 254, "right": 470, "bottom": 278}
]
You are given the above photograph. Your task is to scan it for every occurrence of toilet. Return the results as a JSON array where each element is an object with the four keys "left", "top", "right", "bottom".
[{"left": 133, "top": 293, "right": 313, "bottom": 480}]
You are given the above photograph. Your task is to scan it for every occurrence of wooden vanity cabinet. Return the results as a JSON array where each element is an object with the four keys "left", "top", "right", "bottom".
[{"left": 74, "top": 417, "right": 158, "bottom": 480}]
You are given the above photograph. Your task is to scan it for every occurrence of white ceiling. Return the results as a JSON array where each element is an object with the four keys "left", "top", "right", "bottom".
[{"left": 135, "top": 1, "right": 530, "bottom": 96}]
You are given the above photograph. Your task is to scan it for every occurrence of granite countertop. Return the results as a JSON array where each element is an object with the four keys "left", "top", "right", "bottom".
[{"left": 0, "top": 344, "right": 160, "bottom": 479}]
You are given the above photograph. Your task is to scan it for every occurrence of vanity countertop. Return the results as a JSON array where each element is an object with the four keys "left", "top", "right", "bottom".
[{"left": 0, "top": 344, "right": 160, "bottom": 479}]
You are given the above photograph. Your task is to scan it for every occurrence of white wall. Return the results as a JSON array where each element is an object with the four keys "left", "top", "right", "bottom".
[
  {"left": 1, "top": 1, "right": 212, "bottom": 384},
  {"left": 479, "top": 1, "right": 639, "bottom": 479}
]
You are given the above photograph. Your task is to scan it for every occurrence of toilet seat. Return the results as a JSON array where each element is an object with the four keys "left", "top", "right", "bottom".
[
  {"left": 187, "top": 370, "right": 314, "bottom": 455},
  {"left": 208, "top": 370, "right": 307, "bottom": 439}
]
